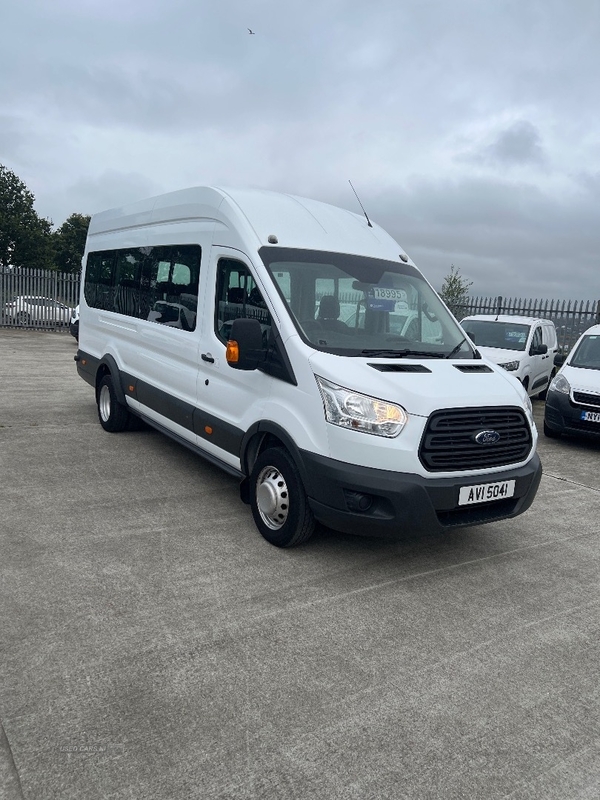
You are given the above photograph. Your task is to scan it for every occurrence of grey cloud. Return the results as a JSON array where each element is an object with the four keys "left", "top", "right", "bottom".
[
  {"left": 489, "top": 121, "right": 546, "bottom": 165},
  {"left": 360, "top": 176, "right": 600, "bottom": 301},
  {"left": 2, "top": 0, "right": 600, "bottom": 304},
  {"left": 459, "top": 121, "right": 546, "bottom": 168},
  {"left": 35, "top": 171, "right": 162, "bottom": 226}
]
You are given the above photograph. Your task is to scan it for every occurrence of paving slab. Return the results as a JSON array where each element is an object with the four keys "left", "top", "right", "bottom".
[{"left": 1, "top": 330, "right": 600, "bottom": 799}]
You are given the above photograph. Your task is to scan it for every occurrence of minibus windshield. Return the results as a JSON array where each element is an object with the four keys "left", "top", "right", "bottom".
[
  {"left": 260, "top": 248, "right": 475, "bottom": 358},
  {"left": 570, "top": 335, "right": 600, "bottom": 370},
  {"left": 462, "top": 320, "right": 530, "bottom": 352}
]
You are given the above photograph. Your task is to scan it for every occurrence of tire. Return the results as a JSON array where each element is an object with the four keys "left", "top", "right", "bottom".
[
  {"left": 538, "top": 370, "right": 556, "bottom": 401},
  {"left": 521, "top": 377, "right": 529, "bottom": 394},
  {"left": 543, "top": 420, "right": 561, "bottom": 439},
  {"left": 249, "top": 447, "right": 315, "bottom": 547},
  {"left": 16, "top": 312, "right": 31, "bottom": 326},
  {"left": 97, "top": 375, "right": 132, "bottom": 433}
]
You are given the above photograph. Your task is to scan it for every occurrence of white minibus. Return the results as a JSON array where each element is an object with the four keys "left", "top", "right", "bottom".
[{"left": 76, "top": 187, "right": 542, "bottom": 547}]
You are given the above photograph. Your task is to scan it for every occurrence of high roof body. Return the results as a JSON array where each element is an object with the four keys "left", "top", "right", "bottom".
[{"left": 87, "top": 186, "right": 409, "bottom": 263}]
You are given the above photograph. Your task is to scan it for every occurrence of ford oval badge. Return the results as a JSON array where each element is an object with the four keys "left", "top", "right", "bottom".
[{"left": 475, "top": 430, "right": 501, "bottom": 445}]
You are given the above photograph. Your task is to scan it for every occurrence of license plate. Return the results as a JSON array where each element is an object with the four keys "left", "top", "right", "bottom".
[
  {"left": 458, "top": 480, "right": 515, "bottom": 506},
  {"left": 581, "top": 410, "right": 600, "bottom": 423}
]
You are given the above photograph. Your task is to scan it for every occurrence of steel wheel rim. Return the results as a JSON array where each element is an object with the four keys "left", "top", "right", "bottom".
[
  {"left": 99, "top": 385, "right": 111, "bottom": 422},
  {"left": 255, "top": 465, "right": 289, "bottom": 530}
]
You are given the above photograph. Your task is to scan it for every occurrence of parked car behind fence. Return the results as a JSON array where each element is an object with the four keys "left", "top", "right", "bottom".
[
  {"left": 2, "top": 296, "right": 73, "bottom": 327},
  {"left": 0, "top": 268, "right": 80, "bottom": 331}
]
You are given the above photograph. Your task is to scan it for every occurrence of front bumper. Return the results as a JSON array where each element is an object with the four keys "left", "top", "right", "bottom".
[
  {"left": 545, "top": 390, "right": 600, "bottom": 438},
  {"left": 301, "top": 450, "right": 542, "bottom": 537}
]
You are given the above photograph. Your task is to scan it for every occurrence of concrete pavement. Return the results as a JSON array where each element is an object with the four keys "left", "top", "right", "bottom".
[{"left": 1, "top": 329, "right": 600, "bottom": 799}]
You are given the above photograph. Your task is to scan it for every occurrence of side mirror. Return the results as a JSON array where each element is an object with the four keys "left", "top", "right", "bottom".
[
  {"left": 531, "top": 343, "right": 548, "bottom": 356},
  {"left": 226, "top": 318, "right": 264, "bottom": 371},
  {"left": 554, "top": 353, "right": 566, "bottom": 367}
]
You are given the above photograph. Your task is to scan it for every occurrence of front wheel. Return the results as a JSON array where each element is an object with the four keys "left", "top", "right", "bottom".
[
  {"left": 249, "top": 447, "right": 315, "bottom": 547},
  {"left": 97, "top": 375, "right": 132, "bottom": 432},
  {"left": 538, "top": 370, "right": 556, "bottom": 401}
]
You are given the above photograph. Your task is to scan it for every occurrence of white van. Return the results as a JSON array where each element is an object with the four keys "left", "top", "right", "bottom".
[
  {"left": 461, "top": 315, "right": 558, "bottom": 398},
  {"left": 544, "top": 324, "right": 600, "bottom": 439},
  {"left": 76, "top": 187, "right": 542, "bottom": 547}
]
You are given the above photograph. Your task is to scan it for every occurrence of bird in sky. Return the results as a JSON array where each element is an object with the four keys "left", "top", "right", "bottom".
[{"left": 248, "top": 28, "right": 255, "bottom": 34}]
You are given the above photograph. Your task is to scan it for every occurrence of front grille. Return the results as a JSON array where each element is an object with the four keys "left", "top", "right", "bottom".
[
  {"left": 573, "top": 391, "right": 600, "bottom": 408},
  {"left": 437, "top": 498, "right": 519, "bottom": 527},
  {"left": 419, "top": 406, "right": 533, "bottom": 472}
]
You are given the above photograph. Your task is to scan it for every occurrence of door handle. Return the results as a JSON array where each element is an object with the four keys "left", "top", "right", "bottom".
[{"left": 201, "top": 353, "right": 215, "bottom": 364}]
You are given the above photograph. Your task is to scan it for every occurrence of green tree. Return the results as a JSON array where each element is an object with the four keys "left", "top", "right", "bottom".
[
  {"left": 439, "top": 264, "right": 473, "bottom": 319},
  {"left": 0, "top": 163, "right": 54, "bottom": 270},
  {"left": 52, "top": 213, "right": 91, "bottom": 274}
]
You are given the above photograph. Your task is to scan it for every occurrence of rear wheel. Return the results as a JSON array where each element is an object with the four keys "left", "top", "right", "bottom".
[
  {"left": 249, "top": 447, "right": 315, "bottom": 547},
  {"left": 97, "top": 375, "right": 132, "bottom": 432}
]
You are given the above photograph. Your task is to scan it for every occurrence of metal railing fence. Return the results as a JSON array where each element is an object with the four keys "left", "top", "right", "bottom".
[
  {"left": 1, "top": 269, "right": 599, "bottom": 353},
  {"left": 0, "top": 269, "right": 80, "bottom": 331}
]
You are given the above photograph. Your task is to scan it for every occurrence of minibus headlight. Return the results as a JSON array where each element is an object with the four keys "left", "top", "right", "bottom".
[
  {"left": 549, "top": 374, "right": 570, "bottom": 395},
  {"left": 524, "top": 392, "right": 533, "bottom": 420},
  {"left": 315, "top": 376, "right": 407, "bottom": 438}
]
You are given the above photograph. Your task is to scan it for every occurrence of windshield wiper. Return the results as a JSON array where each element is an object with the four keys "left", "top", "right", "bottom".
[
  {"left": 360, "top": 349, "right": 445, "bottom": 358},
  {"left": 445, "top": 337, "right": 471, "bottom": 359}
]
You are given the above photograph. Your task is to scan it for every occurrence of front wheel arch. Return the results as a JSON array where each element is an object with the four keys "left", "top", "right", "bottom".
[{"left": 249, "top": 446, "right": 315, "bottom": 547}]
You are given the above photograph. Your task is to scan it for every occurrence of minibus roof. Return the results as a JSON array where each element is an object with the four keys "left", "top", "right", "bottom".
[{"left": 87, "top": 186, "right": 409, "bottom": 262}]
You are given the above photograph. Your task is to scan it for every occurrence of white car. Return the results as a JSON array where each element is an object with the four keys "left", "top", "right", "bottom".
[
  {"left": 3, "top": 296, "right": 73, "bottom": 326},
  {"left": 461, "top": 315, "right": 558, "bottom": 398},
  {"left": 343, "top": 307, "right": 443, "bottom": 342},
  {"left": 544, "top": 324, "right": 600, "bottom": 439},
  {"left": 70, "top": 305, "right": 80, "bottom": 340}
]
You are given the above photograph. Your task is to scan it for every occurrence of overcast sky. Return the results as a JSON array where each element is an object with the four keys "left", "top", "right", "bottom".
[{"left": 2, "top": 0, "right": 599, "bottom": 300}]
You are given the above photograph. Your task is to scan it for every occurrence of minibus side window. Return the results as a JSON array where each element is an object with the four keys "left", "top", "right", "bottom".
[
  {"left": 84, "top": 250, "right": 116, "bottom": 311},
  {"left": 114, "top": 249, "right": 144, "bottom": 317},
  {"left": 215, "top": 258, "right": 272, "bottom": 345},
  {"left": 141, "top": 245, "right": 201, "bottom": 332}
]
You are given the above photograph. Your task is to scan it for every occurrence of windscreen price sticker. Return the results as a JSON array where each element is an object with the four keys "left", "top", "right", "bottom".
[
  {"left": 371, "top": 288, "right": 407, "bottom": 302},
  {"left": 458, "top": 479, "right": 515, "bottom": 506},
  {"left": 581, "top": 411, "right": 600, "bottom": 423}
]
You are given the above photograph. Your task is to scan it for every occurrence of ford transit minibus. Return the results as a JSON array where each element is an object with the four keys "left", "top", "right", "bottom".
[{"left": 76, "top": 187, "right": 542, "bottom": 546}]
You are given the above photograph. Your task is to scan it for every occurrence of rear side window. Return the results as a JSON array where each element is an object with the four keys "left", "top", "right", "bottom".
[
  {"left": 542, "top": 324, "right": 556, "bottom": 349},
  {"left": 84, "top": 252, "right": 116, "bottom": 311},
  {"left": 84, "top": 245, "right": 201, "bottom": 331}
]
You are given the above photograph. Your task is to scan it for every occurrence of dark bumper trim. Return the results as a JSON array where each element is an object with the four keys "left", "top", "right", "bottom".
[
  {"left": 300, "top": 450, "right": 542, "bottom": 537},
  {"left": 545, "top": 390, "right": 600, "bottom": 438}
]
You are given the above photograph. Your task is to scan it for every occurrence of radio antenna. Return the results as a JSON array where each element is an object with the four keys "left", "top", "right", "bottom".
[{"left": 348, "top": 180, "right": 373, "bottom": 227}]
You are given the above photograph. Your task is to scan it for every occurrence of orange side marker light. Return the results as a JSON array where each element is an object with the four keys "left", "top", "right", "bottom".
[{"left": 226, "top": 340, "right": 239, "bottom": 364}]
